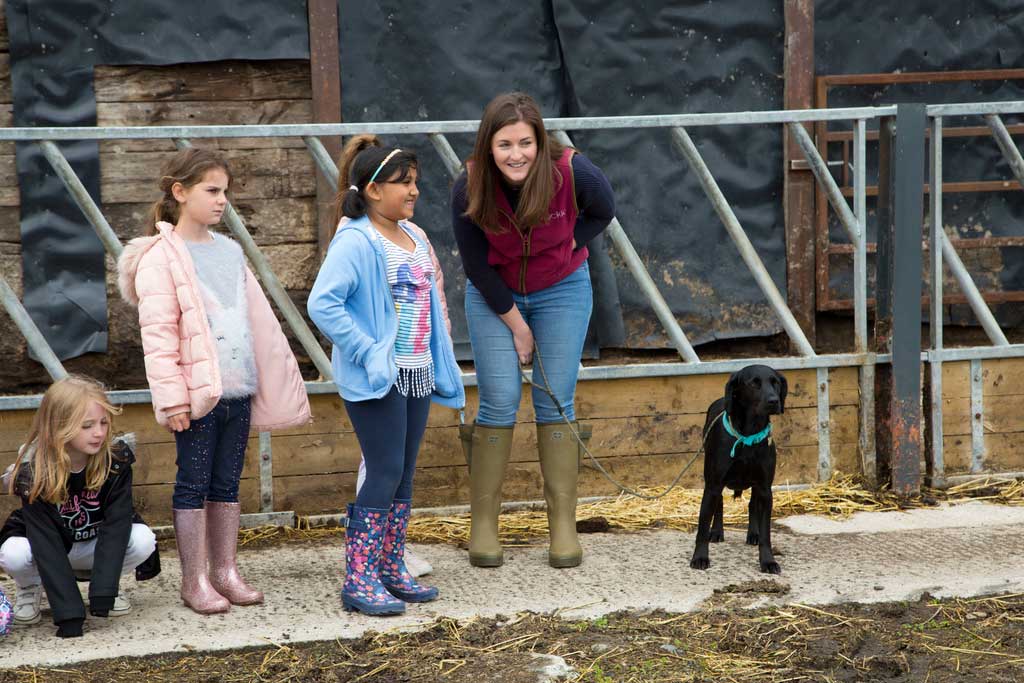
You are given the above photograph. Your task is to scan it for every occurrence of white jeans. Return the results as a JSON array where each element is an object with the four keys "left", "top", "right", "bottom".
[{"left": 0, "top": 524, "right": 156, "bottom": 589}]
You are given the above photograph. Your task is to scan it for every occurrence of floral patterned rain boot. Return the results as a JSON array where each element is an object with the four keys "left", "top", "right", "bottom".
[
  {"left": 379, "top": 500, "right": 439, "bottom": 603},
  {"left": 342, "top": 503, "right": 406, "bottom": 616},
  {"left": 0, "top": 588, "right": 12, "bottom": 636}
]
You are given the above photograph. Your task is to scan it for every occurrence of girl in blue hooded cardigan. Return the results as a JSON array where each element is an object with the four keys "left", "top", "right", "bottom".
[{"left": 308, "top": 135, "right": 464, "bottom": 616}]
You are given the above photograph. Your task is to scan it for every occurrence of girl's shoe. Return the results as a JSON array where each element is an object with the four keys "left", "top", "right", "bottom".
[
  {"left": 110, "top": 592, "right": 132, "bottom": 617},
  {"left": 404, "top": 549, "right": 433, "bottom": 578},
  {"left": 13, "top": 584, "right": 42, "bottom": 625},
  {"left": 379, "top": 500, "right": 439, "bottom": 603},
  {"left": 342, "top": 504, "right": 405, "bottom": 616}
]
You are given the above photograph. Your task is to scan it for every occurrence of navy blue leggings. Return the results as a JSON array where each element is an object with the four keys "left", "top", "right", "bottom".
[
  {"left": 173, "top": 397, "right": 251, "bottom": 510},
  {"left": 345, "top": 386, "right": 432, "bottom": 509}
]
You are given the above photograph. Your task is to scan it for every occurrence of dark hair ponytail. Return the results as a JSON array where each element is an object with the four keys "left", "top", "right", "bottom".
[{"left": 334, "top": 134, "right": 418, "bottom": 225}]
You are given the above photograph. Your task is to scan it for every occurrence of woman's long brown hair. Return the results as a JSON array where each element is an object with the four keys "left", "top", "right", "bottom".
[
  {"left": 9, "top": 375, "right": 122, "bottom": 504},
  {"left": 465, "top": 92, "right": 564, "bottom": 234}
]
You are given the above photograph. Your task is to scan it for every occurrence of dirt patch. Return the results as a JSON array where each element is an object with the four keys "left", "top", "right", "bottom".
[
  {"left": 714, "top": 579, "right": 791, "bottom": 595},
  {"left": 5, "top": 593, "right": 1024, "bottom": 682}
]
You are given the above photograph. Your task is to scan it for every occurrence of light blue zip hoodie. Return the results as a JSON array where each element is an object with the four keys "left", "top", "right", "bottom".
[{"left": 308, "top": 215, "right": 465, "bottom": 408}]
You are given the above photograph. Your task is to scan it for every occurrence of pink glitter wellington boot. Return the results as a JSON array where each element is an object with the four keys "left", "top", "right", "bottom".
[
  {"left": 206, "top": 502, "right": 264, "bottom": 605},
  {"left": 173, "top": 508, "right": 231, "bottom": 614}
]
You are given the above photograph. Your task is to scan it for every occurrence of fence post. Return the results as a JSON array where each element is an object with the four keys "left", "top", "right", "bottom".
[{"left": 874, "top": 104, "right": 925, "bottom": 495}]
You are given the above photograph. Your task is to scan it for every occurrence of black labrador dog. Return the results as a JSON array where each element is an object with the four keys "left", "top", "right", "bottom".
[{"left": 690, "top": 364, "right": 787, "bottom": 574}]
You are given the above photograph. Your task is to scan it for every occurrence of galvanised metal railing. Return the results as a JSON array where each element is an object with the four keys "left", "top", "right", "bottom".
[
  {"left": 926, "top": 104, "right": 1024, "bottom": 486},
  {"left": 2, "top": 101, "right": 1023, "bottom": 521}
]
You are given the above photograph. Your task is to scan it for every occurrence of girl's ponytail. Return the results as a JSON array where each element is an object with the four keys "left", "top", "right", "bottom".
[
  {"left": 146, "top": 194, "right": 180, "bottom": 235},
  {"left": 334, "top": 134, "right": 382, "bottom": 224}
]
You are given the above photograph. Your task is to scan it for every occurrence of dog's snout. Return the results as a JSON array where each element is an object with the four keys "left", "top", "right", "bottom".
[{"left": 766, "top": 397, "right": 781, "bottom": 413}]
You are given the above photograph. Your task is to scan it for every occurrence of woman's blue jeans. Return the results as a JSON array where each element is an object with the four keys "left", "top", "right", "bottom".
[{"left": 465, "top": 262, "right": 592, "bottom": 427}]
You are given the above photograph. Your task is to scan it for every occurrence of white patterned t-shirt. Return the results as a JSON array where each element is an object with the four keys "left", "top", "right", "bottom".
[{"left": 380, "top": 234, "right": 434, "bottom": 396}]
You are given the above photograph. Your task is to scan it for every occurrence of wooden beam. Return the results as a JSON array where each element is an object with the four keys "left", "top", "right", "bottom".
[
  {"left": 307, "top": 0, "right": 343, "bottom": 260},
  {"left": 783, "top": 0, "right": 816, "bottom": 349}
]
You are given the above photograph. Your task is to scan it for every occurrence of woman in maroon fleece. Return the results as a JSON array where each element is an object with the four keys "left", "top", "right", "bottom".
[{"left": 451, "top": 92, "right": 615, "bottom": 570}]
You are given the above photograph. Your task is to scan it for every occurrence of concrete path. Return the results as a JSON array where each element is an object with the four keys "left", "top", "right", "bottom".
[{"left": 2, "top": 501, "right": 1023, "bottom": 669}]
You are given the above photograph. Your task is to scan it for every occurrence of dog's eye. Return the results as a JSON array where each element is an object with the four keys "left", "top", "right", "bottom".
[{"left": 753, "top": 377, "right": 762, "bottom": 387}]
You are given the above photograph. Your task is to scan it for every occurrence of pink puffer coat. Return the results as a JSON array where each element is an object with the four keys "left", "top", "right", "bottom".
[{"left": 117, "top": 222, "right": 311, "bottom": 431}]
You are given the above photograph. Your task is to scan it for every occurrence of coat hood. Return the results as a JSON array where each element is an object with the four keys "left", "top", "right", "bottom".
[{"left": 116, "top": 222, "right": 174, "bottom": 306}]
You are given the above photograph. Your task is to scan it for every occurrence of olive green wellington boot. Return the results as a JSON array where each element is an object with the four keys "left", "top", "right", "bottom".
[
  {"left": 536, "top": 422, "right": 585, "bottom": 568},
  {"left": 462, "top": 423, "right": 514, "bottom": 567}
]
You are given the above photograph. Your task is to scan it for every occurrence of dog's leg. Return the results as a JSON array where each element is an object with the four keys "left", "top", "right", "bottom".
[
  {"left": 690, "top": 486, "right": 722, "bottom": 570},
  {"left": 754, "top": 485, "right": 780, "bottom": 574},
  {"left": 745, "top": 492, "right": 760, "bottom": 546},
  {"left": 709, "top": 494, "right": 725, "bottom": 543}
]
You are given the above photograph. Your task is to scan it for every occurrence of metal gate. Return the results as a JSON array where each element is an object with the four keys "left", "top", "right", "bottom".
[{"left": 1, "top": 100, "right": 1022, "bottom": 522}]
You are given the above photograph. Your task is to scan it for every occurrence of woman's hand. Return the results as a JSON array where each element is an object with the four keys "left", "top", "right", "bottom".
[
  {"left": 499, "top": 304, "right": 534, "bottom": 365},
  {"left": 512, "top": 324, "right": 534, "bottom": 365},
  {"left": 167, "top": 412, "right": 191, "bottom": 432}
]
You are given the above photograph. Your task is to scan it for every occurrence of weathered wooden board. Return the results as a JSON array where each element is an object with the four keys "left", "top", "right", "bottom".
[
  {"left": 0, "top": 0, "right": 7, "bottom": 53},
  {"left": 0, "top": 53, "right": 9, "bottom": 105},
  {"left": 942, "top": 431, "right": 1024, "bottom": 475},
  {"left": 102, "top": 199, "right": 318, "bottom": 245},
  {"left": 95, "top": 100, "right": 314, "bottom": 152},
  {"left": 94, "top": 61, "right": 312, "bottom": 103},
  {"left": 0, "top": 149, "right": 17, "bottom": 206},
  {"left": 97, "top": 148, "right": 316, "bottom": 203}
]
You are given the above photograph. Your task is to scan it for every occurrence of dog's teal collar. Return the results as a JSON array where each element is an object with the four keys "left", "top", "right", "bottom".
[{"left": 722, "top": 413, "right": 772, "bottom": 458}]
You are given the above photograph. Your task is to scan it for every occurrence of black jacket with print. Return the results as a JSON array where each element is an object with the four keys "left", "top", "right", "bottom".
[{"left": 0, "top": 438, "right": 159, "bottom": 627}]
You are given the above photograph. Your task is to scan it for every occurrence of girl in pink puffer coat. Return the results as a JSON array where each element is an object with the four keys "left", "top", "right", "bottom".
[{"left": 117, "top": 148, "right": 310, "bottom": 616}]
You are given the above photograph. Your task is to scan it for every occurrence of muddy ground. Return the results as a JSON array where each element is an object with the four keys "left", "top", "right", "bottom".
[{"left": 4, "top": 588, "right": 1022, "bottom": 682}]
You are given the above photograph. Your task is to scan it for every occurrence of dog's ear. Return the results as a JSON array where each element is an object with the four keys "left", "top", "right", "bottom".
[
  {"left": 724, "top": 372, "right": 739, "bottom": 415},
  {"left": 777, "top": 371, "right": 788, "bottom": 413}
]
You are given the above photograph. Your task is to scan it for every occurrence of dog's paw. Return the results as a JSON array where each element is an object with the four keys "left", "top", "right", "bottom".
[
  {"left": 760, "top": 560, "right": 781, "bottom": 574},
  {"left": 708, "top": 530, "right": 724, "bottom": 543},
  {"left": 690, "top": 556, "right": 711, "bottom": 571},
  {"left": 745, "top": 532, "right": 759, "bottom": 546}
]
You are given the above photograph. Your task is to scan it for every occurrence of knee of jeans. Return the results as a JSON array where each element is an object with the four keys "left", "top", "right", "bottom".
[
  {"left": 126, "top": 525, "right": 157, "bottom": 561},
  {"left": 0, "top": 538, "right": 34, "bottom": 575},
  {"left": 477, "top": 389, "right": 520, "bottom": 427},
  {"left": 173, "top": 485, "right": 208, "bottom": 510},
  {"left": 534, "top": 400, "right": 576, "bottom": 424},
  {"left": 206, "top": 488, "right": 240, "bottom": 504}
]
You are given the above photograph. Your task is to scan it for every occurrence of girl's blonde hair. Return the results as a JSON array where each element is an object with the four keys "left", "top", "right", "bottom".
[
  {"left": 9, "top": 375, "right": 122, "bottom": 504},
  {"left": 146, "top": 147, "right": 232, "bottom": 236}
]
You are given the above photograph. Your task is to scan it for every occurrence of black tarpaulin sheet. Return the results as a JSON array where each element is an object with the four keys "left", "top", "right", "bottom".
[
  {"left": 338, "top": 0, "right": 785, "bottom": 353},
  {"left": 6, "top": 0, "right": 309, "bottom": 359},
  {"left": 816, "top": 0, "right": 1024, "bottom": 326},
  {"left": 12, "top": 0, "right": 1024, "bottom": 362}
]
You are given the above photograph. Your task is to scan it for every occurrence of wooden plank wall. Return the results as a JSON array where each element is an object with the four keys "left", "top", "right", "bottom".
[
  {"left": 0, "top": 368, "right": 865, "bottom": 524},
  {"left": 6, "top": 359, "right": 1024, "bottom": 524},
  {"left": 0, "top": 0, "right": 17, "bottom": 339},
  {"left": 940, "top": 359, "right": 1024, "bottom": 475},
  {"left": 0, "top": 53, "right": 323, "bottom": 390}
]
